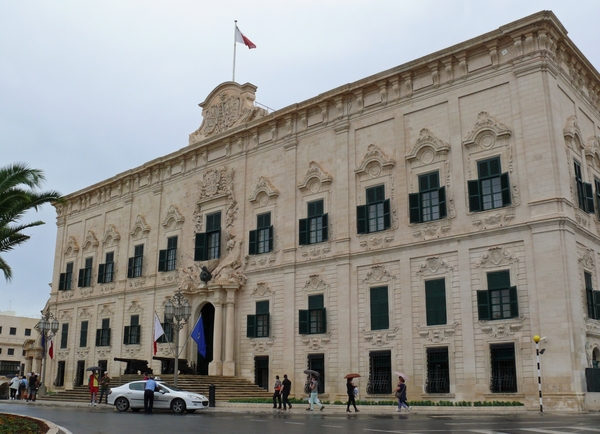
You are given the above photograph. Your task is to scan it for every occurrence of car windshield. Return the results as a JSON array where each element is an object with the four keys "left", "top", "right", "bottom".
[{"left": 158, "top": 383, "right": 182, "bottom": 392}]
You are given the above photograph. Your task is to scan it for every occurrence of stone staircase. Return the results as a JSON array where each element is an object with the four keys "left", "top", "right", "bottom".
[{"left": 40, "top": 374, "right": 273, "bottom": 403}]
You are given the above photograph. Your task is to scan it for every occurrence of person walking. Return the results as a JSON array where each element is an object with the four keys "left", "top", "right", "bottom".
[
  {"left": 98, "top": 371, "right": 111, "bottom": 404},
  {"left": 19, "top": 375, "right": 27, "bottom": 400},
  {"left": 394, "top": 376, "right": 410, "bottom": 412},
  {"left": 306, "top": 374, "right": 324, "bottom": 412},
  {"left": 88, "top": 370, "right": 99, "bottom": 406},
  {"left": 144, "top": 375, "right": 158, "bottom": 414},
  {"left": 27, "top": 372, "right": 38, "bottom": 402},
  {"left": 9, "top": 375, "right": 19, "bottom": 400},
  {"left": 345, "top": 378, "right": 359, "bottom": 413},
  {"left": 281, "top": 374, "right": 292, "bottom": 410},
  {"left": 272, "top": 375, "right": 282, "bottom": 409}
]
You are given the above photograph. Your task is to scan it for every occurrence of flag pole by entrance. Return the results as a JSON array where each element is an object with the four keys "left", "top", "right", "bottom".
[{"left": 233, "top": 20, "right": 238, "bottom": 82}]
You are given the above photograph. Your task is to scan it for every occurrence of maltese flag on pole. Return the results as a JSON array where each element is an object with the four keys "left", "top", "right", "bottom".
[
  {"left": 235, "top": 26, "right": 256, "bottom": 49},
  {"left": 48, "top": 339, "right": 54, "bottom": 360},
  {"left": 153, "top": 312, "right": 165, "bottom": 355}
]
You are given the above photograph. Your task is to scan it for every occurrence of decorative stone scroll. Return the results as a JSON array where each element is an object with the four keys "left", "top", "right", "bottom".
[
  {"left": 355, "top": 144, "right": 396, "bottom": 178},
  {"left": 462, "top": 111, "right": 512, "bottom": 151},
  {"left": 64, "top": 236, "right": 80, "bottom": 257},
  {"left": 362, "top": 327, "right": 398, "bottom": 347},
  {"left": 102, "top": 224, "right": 121, "bottom": 246},
  {"left": 130, "top": 215, "right": 151, "bottom": 240},
  {"left": 297, "top": 161, "right": 333, "bottom": 193}
]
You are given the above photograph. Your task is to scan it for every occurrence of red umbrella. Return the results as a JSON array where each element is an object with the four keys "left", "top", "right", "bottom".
[{"left": 344, "top": 373, "right": 361, "bottom": 379}]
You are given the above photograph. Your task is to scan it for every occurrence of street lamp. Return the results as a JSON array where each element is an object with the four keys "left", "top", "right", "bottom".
[
  {"left": 34, "top": 310, "right": 59, "bottom": 396},
  {"left": 164, "top": 290, "right": 191, "bottom": 387}
]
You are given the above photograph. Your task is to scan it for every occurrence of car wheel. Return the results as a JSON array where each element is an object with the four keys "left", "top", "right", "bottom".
[
  {"left": 186, "top": 410, "right": 196, "bottom": 414},
  {"left": 171, "top": 398, "right": 186, "bottom": 414},
  {"left": 115, "top": 397, "right": 130, "bottom": 412},
  {"left": 131, "top": 408, "right": 140, "bottom": 412}
]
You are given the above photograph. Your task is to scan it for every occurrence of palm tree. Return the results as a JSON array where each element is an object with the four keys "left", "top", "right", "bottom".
[{"left": 0, "top": 163, "right": 62, "bottom": 281}]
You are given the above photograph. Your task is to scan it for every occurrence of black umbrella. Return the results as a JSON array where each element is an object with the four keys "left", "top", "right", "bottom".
[
  {"left": 86, "top": 366, "right": 101, "bottom": 372},
  {"left": 303, "top": 369, "right": 320, "bottom": 377}
]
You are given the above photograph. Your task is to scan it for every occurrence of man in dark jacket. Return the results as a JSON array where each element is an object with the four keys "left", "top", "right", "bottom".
[{"left": 281, "top": 374, "right": 292, "bottom": 410}]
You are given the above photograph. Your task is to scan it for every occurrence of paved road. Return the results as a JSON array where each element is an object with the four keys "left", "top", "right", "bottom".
[{"left": 3, "top": 402, "right": 600, "bottom": 434}]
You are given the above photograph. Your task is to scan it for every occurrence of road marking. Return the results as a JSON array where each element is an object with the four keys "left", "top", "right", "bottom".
[
  {"left": 285, "top": 422, "right": 305, "bottom": 425},
  {"left": 322, "top": 425, "right": 342, "bottom": 428},
  {"left": 468, "top": 430, "right": 510, "bottom": 434},
  {"left": 573, "top": 429, "right": 600, "bottom": 432},
  {"left": 520, "top": 429, "right": 580, "bottom": 433},
  {"left": 364, "top": 429, "right": 403, "bottom": 433},
  {"left": 250, "top": 419, "right": 268, "bottom": 422}
]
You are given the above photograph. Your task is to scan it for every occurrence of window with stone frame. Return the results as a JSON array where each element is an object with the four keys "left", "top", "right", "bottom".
[
  {"left": 357, "top": 185, "right": 391, "bottom": 234},
  {"left": 60, "top": 323, "right": 69, "bottom": 349},
  {"left": 595, "top": 178, "right": 600, "bottom": 220},
  {"left": 79, "top": 321, "right": 88, "bottom": 347},
  {"left": 425, "top": 278, "right": 447, "bottom": 326},
  {"left": 490, "top": 343, "right": 517, "bottom": 393},
  {"left": 468, "top": 157, "right": 511, "bottom": 212},
  {"left": 299, "top": 294, "right": 326, "bottom": 335},
  {"left": 370, "top": 286, "right": 389, "bottom": 331},
  {"left": 158, "top": 236, "right": 178, "bottom": 272},
  {"left": 409, "top": 171, "right": 447, "bottom": 223},
  {"left": 299, "top": 199, "right": 328, "bottom": 245},
  {"left": 78, "top": 257, "right": 93, "bottom": 287},
  {"left": 249, "top": 212, "right": 273, "bottom": 255},
  {"left": 195, "top": 211, "right": 222, "bottom": 261},
  {"left": 59, "top": 262, "right": 74, "bottom": 291},
  {"left": 585, "top": 271, "right": 600, "bottom": 320},
  {"left": 425, "top": 347, "right": 450, "bottom": 394},
  {"left": 477, "top": 270, "right": 518, "bottom": 321},
  {"left": 95, "top": 318, "right": 111, "bottom": 347},
  {"left": 9, "top": 327, "right": 16, "bottom": 335},
  {"left": 98, "top": 251, "right": 115, "bottom": 284},
  {"left": 123, "top": 315, "right": 141, "bottom": 345},
  {"left": 247, "top": 300, "right": 270, "bottom": 338},
  {"left": 367, "top": 350, "right": 392, "bottom": 394},
  {"left": 307, "top": 354, "right": 325, "bottom": 393},
  {"left": 128, "top": 244, "right": 144, "bottom": 278}
]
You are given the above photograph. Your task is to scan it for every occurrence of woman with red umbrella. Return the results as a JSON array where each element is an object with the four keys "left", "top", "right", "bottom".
[{"left": 344, "top": 374, "right": 360, "bottom": 413}]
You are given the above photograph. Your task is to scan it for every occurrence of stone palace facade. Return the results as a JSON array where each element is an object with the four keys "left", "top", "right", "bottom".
[{"left": 43, "top": 11, "right": 600, "bottom": 410}]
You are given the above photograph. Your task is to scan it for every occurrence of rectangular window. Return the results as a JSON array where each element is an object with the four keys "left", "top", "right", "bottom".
[
  {"left": 194, "top": 211, "right": 222, "bottom": 261},
  {"left": 249, "top": 213, "right": 273, "bottom": 255},
  {"left": 247, "top": 300, "right": 270, "bottom": 338},
  {"left": 595, "top": 178, "right": 600, "bottom": 220},
  {"left": 425, "top": 279, "right": 447, "bottom": 326},
  {"left": 157, "top": 315, "right": 173, "bottom": 343},
  {"left": 8, "top": 348, "right": 14, "bottom": 356},
  {"left": 477, "top": 270, "right": 518, "bottom": 321},
  {"left": 367, "top": 350, "right": 392, "bottom": 395},
  {"left": 575, "top": 161, "right": 595, "bottom": 213},
  {"left": 490, "top": 343, "right": 517, "bottom": 393},
  {"left": 370, "top": 286, "right": 389, "bottom": 330},
  {"left": 409, "top": 172, "right": 447, "bottom": 223},
  {"left": 60, "top": 323, "right": 69, "bottom": 349},
  {"left": 128, "top": 244, "right": 144, "bottom": 278},
  {"left": 299, "top": 295, "right": 327, "bottom": 335},
  {"left": 299, "top": 200, "right": 328, "bottom": 245},
  {"left": 96, "top": 318, "right": 111, "bottom": 347},
  {"left": 357, "top": 185, "right": 391, "bottom": 234},
  {"left": 80, "top": 321, "right": 88, "bottom": 347},
  {"left": 158, "top": 236, "right": 178, "bottom": 271},
  {"left": 585, "top": 272, "right": 600, "bottom": 320},
  {"left": 425, "top": 347, "right": 450, "bottom": 393},
  {"left": 98, "top": 252, "right": 115, "bottom": 284},
  {"left": 59, "top": 262, "right": 74, "bottom": 290},
  {"left": 24, "top": 328, "right": 31, "bottom": 336},
  {"left": 78, "top": 257, "right": 93, "bottom": 287},
  {"left": 9, "top": 327, "right": 16, "bottom": 335},
  {"left": 468, "top": 157, "right": 511, "bottom": 212},
  {"left": 123, "top": 315, "right": 141, "bottom": 345},
  {"left": 307, "top": 354, "right": 325, "bottom": 393}
]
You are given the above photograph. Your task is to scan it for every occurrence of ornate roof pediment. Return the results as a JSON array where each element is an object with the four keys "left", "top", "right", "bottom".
[{"left": 189, "top": 82, "right": 268, "bottom": 145}]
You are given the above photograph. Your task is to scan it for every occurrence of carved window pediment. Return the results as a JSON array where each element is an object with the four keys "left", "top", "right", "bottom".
[
  {"left": 585, "top": 136, "right": 600, "bottom": 169},
  {"left": 162, "top": 204, "right": 185, "bottom": 230},
  {"left": 476, "top": 246, "right": 519, "bottom": 268},
  {"left": 462, "top": 111, "right": 512, "bottom": 150},
  {"left": 83, "top": 230, "right": 99, "bottom": 253},
  {"left": 355, "top": 144, "right": 395, "bottom": 177},
  {"left": 249, "top": 176, "right": 279, "bottom": 204},
  {"left": 406, "top": 128, "right": 450, "bottom": 164},
  {"left": 64, "top": 236, "right": 80, "bottom": 257},
  {"left": 563, "top": 115, "right": 584, "bottom": 151},
  {"left": 102, "top": 224, "right": 121, "bottom": 246},
  {"left": 297, "top": 161, "right": 333, "bottom": 192},
  {"left": 363, "top": 265, "right": 394, "bottom": 284},
  {"left": 130, "top": 215, "right": 151, "bottom": 240}
]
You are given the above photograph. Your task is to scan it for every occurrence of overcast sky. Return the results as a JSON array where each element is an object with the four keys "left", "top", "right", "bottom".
[{"left": 1, "top": 1, "right": 599, "bottom": 317}]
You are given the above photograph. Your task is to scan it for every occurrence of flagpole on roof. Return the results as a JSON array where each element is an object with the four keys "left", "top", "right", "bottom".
[{"left": 233, "top": 20, "right": 238, "bottom": 82}]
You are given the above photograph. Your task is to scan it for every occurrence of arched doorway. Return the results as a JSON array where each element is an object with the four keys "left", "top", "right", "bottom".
[{"left": 196, "top": 303, "right": 215, "bottom": 375}]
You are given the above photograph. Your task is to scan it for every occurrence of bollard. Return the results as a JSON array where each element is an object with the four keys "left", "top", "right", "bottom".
[{"left": 208, "top": 384, "right": 216, "bottom": 407}]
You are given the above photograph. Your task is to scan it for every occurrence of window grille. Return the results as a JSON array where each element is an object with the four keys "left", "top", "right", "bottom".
[{"left": 367, "top": 350, "right": 391, "bottom": 394}]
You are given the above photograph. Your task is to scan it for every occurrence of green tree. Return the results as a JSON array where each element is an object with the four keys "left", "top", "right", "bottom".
[{"left": 0, "top": 163, "right": 62, "bottom": 281}]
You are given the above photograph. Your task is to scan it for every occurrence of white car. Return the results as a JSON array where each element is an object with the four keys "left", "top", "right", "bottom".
[{"left": 107, "top": 380, "right": 209, "bottom": 414}]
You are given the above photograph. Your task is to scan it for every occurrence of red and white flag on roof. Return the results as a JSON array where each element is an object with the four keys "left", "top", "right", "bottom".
[
  {"left": 153, "top": 312, "right": 165, "bottom": 356},
  {"left": 235, "top": 26, "right": 256, "bottom": 49}
]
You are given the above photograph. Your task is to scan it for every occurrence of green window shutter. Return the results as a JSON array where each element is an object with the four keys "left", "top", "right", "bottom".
[
  {"left": 321, "top": 308, "right": 327, "bottom": 333},
  {"left": 409, "top": 192, "right": 421, "bottom": 223},
  {"left": 487, "top": 270, "right": 510, "bottom": 290},
  {"left": 77, "top": 269, "right": 84, "bottom": 287},
  {"left": 256, "top": 300, "right": 269, "bottom": 314},
  {"left": 593, "top": 291, "right": 600, "bottom": 320},
  {"left": 356, "top": 205, "right": 367, "bottom": 234},
  {"left": 425, "top": 279, "right": 447, "bottom": 326},
  {"left": 268, "top": 226, "right": 274, "bottom": 252},
  {"left": 299, "top": 218, "right": 308, "bottom": 245},
  {"left": 248, "top": 229, "right": 257, "bottom": 255},
  {"left": 585, "top": 182, "right": 595, "bottom": 214},
  {"left": 308, "top": 294, "right": 324, "bottom": 309},
  {"left": 438, "top": 186, "right": 447, "bottom": 218},
  {"left": 246, "top": 315, "right": 256, "bottom": 338},
  {"left": 265, "top": 313, "right": 270, "bottom": 336},
  {"left": 95, "top": 329, "right": 101, "bottom": 346},
  {"left": 158, "top": 249, "right": 167, "bottom": 272},
  {"left": 383, "top": 198, "right": 391, "bottom": 229},
  {"left": 98, "top": 264, "right": 105, "bottom": 284},
  {"left": 477, "top": 290, "right": 491, "bottom": 320},
  {"left": 59, "top": 273, "right": 66, "bottom": 290},
  {"left": 107, "top": 328, "right": 111, "bottom": 346},
  {"left": 370, "top": 287, "right": 389, "bottom": 330},
  {"left": 194, "top": 233, "right": 207, "bottom": 261},
  {"left": 468, "top": 180, "right": 481, "bottom": 212},
  {"left": 321, "top": 213, "right": 328, "bottom": 242},
  {"left": 509, "top": 286, "right": 519, "bottom": 318},
  {"left": 124, "top": 326, "right": 130, "bottom": 345},
  {"left": 127, "top": 257, "right": 134, "bottom": 278},
  {"left": 299, "top": 310, "right": 309, "bottom": 334},
  {"left": 501, "top": 172, "right": 511, "bottom": 206}
]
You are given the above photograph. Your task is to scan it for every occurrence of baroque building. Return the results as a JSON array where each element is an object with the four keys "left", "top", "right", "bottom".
[{"left": 44, "top": 11, "right": 600, "bottom": 410}]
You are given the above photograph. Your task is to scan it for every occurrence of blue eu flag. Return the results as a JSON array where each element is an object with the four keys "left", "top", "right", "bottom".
[{"left": 191, "top": 314, "right": 207, "bottom": 358}]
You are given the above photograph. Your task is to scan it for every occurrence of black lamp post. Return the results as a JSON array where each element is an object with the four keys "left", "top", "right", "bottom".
[
  {"left": 34, "top": 309, "right": 59, "bottom": 396},
  {"left": 164, "top": 290, "right": 191, "bottom": 387}
]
